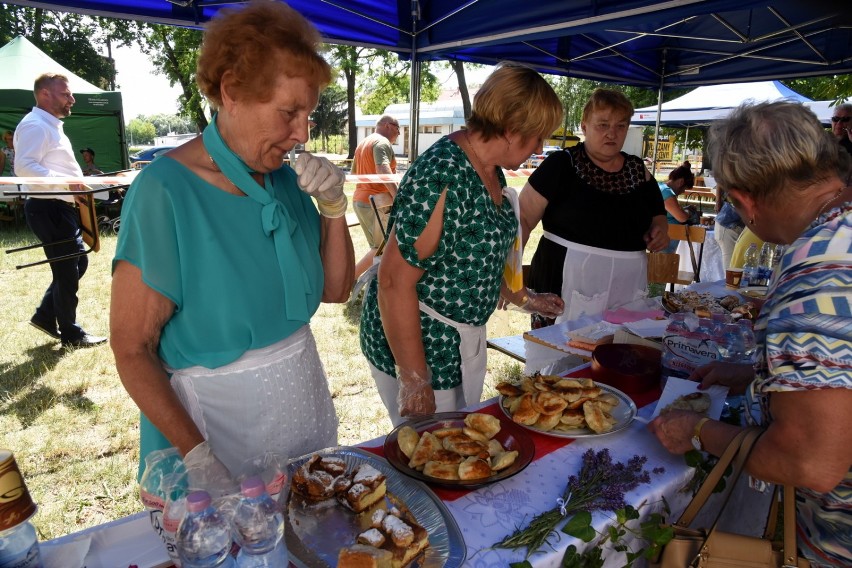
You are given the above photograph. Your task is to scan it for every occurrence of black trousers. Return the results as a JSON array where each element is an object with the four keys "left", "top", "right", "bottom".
[{"left": 24, "top": 198, "right": 87, "bottom": 340}]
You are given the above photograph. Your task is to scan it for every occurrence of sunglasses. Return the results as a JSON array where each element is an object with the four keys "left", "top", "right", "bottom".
[{"left": 831, "top": 116, "right": 851, "bottom": 123}]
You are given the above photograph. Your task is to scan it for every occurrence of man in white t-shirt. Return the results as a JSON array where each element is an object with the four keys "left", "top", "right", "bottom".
[{"left": 15, "top": 73, "right": 107, "bottom": 348}]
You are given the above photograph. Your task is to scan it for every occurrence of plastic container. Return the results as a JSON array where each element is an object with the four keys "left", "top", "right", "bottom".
[
  {"left": 232, "top": 477, "right": 287, "bottom": 567},
  {"left": 0, "top": 521, "right": 41, "bottom": 568},
  {"left": 176, "top": 491, "right": 236, "bottom": 568}
]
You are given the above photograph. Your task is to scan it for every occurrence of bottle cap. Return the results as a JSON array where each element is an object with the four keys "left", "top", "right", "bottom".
[
  {"left": 0, "top": 450, "right": 38, "bottom": 531},
  {"left": 185, "top": 490, "right": 212, "bottom": 513},
  {"left": 240, "top": 475, "right": 266, "bottom": 498}
]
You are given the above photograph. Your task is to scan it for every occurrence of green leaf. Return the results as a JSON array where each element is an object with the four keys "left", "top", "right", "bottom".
[
  {"left": 622, "top": 505, "right": 640, "bottom": 522},
  {"left": 684, "top": 450, "right": 703, "bottom": 467},
  {"left": 510, "top": 562, "right": 533, "bottom": 568},
  {"left": 562, "top": 511, "right": 592, "bottom": 535}
]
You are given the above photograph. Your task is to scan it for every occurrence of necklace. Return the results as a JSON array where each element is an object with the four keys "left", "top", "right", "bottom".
[
  {"left": 465, "top": 131, "right": 501, "bottom": 201},
  {"left": 815, "top": 186, "right": 845, "bottom": 220},
  {"left": 208, "top": 153, "right": 252, "bottom": 195}
]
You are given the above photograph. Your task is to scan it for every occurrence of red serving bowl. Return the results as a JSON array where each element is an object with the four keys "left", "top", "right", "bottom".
[{"left": 590, "top": 344, "right": 661, "bottom": 394}]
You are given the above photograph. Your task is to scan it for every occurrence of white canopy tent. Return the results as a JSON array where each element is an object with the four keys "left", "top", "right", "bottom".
[{"left": 631, "top": 81, "right": 814, "bottom": 128}]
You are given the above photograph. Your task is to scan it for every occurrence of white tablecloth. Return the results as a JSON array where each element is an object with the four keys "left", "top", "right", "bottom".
[
  {"left": 676, "top": 229, "right": 724, "bottom": 285},
  {"left": 43, "top": 393, "right": 774, "bottom": 568}
]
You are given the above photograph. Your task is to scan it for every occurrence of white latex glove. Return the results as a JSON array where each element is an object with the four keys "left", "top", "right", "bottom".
[
  {"left": 183, "top": 441, "right": 239, "bottom": 498},
  {"left": 294, "top": 152, "right": 347, "bottom": 217},
  {"left": 396, "top": 365, "right": 436, "bottom": 419}
]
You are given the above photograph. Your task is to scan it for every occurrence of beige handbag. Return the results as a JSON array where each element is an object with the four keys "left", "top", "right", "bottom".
[{"left": 651, "top": 427, "right": 809, "bottom": 568}]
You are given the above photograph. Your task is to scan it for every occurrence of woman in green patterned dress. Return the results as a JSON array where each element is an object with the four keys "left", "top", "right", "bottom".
[{"left": 360, "top": 64, "right": 565, "bottom": 425}]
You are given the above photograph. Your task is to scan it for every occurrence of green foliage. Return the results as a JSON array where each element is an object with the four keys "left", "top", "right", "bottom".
[
  {"left": 784, "top": 75, "right": 851, "bottom": 103},
  {"left": 0, "top": 6, "right": 141, "bottom": 90},
  {"left": 560, "top": 502, "right": 674, "bottom": 567},
  {"left": 682, "top": 450, "right": 732, "bottom": 496},
  {"left": 136, "top": 113, "right": 196, "bottom": 137},
  {"left": 126, "top": 118, "right": 155, "bottom": 145},
  {"left": 312, "top": 83, "right": 347, "bottom": 152},
  {"left": 139, "top": 24, "right": 206, "bottom": 131},
  {"left": 357, "top": 57, "right": 440, "bottom": 115}
]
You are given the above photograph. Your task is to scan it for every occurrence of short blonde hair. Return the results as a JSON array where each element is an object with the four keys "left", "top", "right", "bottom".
[
  {"left": 708, "top": 101, "right": 846, "bottom": 202},
  {"left": 197, "top": 0, "right": 332, "bottom": 109},
  {"left": 33, "top": 73, "right": 69, "bottom": 93},
  {"left": 582, "top": 89, "right": 634, "bottom": 123},
  {"left": 467, "top": 63, "right": 563, "bottom": 142}
]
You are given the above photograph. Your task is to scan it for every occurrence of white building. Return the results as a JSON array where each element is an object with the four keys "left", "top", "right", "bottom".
[{"left": 356, "top": 98, "right": 468, "bottom": 157}]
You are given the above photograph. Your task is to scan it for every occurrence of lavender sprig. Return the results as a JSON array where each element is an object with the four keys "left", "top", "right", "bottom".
[{"left": 493, "top": 449, "right": 654, "bottom": 559}]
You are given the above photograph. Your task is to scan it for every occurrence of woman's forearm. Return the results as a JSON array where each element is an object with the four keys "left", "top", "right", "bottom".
[
  {"left": 378, "top": 275, "right": 428, "bottom": 375},
  {"left": 320, "top": 214, "right": 355, "bottom": 303}
]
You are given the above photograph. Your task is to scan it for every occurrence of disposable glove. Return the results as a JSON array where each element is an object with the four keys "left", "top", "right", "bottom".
[
  {"left": 295, "top": 152, "right": 347, "bottom": 218},
  {"left": 396, "top": 365, "right": 436, "bottom": 418},
  {"left": 183, "top": 440, "right": 239, "bottom": 498}
]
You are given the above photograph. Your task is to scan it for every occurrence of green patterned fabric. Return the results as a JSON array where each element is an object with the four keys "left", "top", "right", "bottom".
[{"left": 359, "top": 136, "right": 515, "bottom": 389}]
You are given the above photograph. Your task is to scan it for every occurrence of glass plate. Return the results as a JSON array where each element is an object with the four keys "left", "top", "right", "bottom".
[
  {"left": 285, "top": 447, "right": 465, "bottom": 568},
  {"left": 383, "top": 411, "right": 535, "bottom": 489},
  {"left": 499, "top": 384, "right": 637, "bottom": 439}
]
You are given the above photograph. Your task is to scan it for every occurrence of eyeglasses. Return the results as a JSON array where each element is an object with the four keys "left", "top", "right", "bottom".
[{"left": 831, "top": 116, "right": 851, "bottom": 123}]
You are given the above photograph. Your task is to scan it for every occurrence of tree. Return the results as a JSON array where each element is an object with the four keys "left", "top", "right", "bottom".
[
  {"left": 0, "top": 6, "right": 140, "bottom": 89},
  {"left": 449, "top": 60, "right": 472, "bottom": 120},
  {"left": 326, "top": 44, "right": 440, "bottom": 158},
  {"left": 140, "top": 113, "right": 196, "bottom": 136},
  {"left": 139, "top": 24, "right": 207, "bottom": 131},
  {"left": 785, "top": 75, "right": 851, "bottom": 103},
  {"left": 127, "top": 118, "right": 155, "bottom": 145},
  {"left": 311, "top": 83, "right": 347, "bottom": 152}
]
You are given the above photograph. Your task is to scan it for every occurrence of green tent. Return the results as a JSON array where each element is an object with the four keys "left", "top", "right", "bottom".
[{"left": 0, "top": 36, "right": 129, "bottom": 173}]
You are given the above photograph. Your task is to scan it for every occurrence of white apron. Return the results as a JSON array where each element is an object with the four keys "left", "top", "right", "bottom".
[
  {"left": 543, "top": 231, "right": 648, "bottom": 324},
  {"left": 371, "top": 301, "right": 487, "bottom": 426},
  {"left": 167, "top": 325, "right": 338, "bottom": 475}
]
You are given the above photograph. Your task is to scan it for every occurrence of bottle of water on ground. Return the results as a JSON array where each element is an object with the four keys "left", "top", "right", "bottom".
[
  {"left": 231, "top": 476, "right": 287, "bottom": 567},
  {"left": 741, "top": 243, "right": 759, "bottom": 287},
  {"left": 176, "top": 491, "right": 236, "bottom": 568}
]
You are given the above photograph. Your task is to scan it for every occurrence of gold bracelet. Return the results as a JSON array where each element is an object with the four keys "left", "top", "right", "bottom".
[{"left": 518, "top": 290, "right": 530, "bottom": 308}]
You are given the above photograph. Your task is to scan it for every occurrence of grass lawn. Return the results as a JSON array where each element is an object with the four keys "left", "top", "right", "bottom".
[{"left": 0, "top": 178, "right": 539, "bottom": 541}]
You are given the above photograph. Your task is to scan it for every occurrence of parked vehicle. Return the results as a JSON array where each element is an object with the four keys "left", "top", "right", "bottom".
[
  {"left": 527, "top": 145, "right": 563, "bottom": 168},
  {"left": 129, "top": 146, "right": 176, "bottom": 166}
]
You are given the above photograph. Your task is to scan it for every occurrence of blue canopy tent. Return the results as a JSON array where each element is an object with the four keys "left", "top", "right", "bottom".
[{"left": 6, "top": 0, "right": 850, "bottom": 157}]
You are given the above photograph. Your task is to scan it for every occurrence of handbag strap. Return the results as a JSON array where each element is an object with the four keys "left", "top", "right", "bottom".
[
  {"left": 675, "top": 427, "right": 802, "bottom": 567},
  {"left": 675, "top": 426, "right": 763, "bottom": 527}
]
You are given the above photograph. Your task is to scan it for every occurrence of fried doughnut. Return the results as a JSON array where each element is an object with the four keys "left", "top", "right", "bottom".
[
  {"left": 458, "top": 456, "right": 491, "bottom": 480},
  {"left": 423, "top": 461, "right": 460, "bottom": 480},
  {"left": 491, "top": 450, "right": 519, "bottom": 471},
  {"left": 442, "top": 433, "right": 487, "bottom": 456},
  {"left": 464, "top": 412, "right": 501, "bottom": 439},
  {"left": 512, "top": 393, "right": 540, "bottom": 425},
  {"left": 531, "top": 391, "right": 568, "bottom": 415}
]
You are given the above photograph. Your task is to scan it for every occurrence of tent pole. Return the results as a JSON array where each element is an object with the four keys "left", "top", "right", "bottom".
[
  {"left": 651, "top": 48, "right": 666, "bottom": 177},
  {"left": 683, "top": 125, "right": 690, "bottom": 164},
  {"left": 408, "top": 0, "right": 422, "bottom": 162}
]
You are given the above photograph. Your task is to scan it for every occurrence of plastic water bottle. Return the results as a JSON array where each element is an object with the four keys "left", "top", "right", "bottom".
[
  {"left": 741, "top": 243, "right": 759, "bottom": 287},
  {"left": 756, "top": 242, "right": 774, "bottom": 287},
  {"left": 176, "top": 491, "right": 236, "bottom": 568},
  {"left": 231, "top": 477, "right": 287, "bottom": 567},
  {"left": 0, "top": 522, "right": 41, "bottom": 568},
  {"left": 139, "top": 448, "right": 187, "bottom": 567},
  {"left": 737, "top": 319, "right": 757, "bottom": 364},
  {"left": 161, "top": 472, "right": 189, "bottom": 566}
]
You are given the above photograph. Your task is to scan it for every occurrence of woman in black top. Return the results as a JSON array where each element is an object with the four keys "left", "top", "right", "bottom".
[{"left": 517, "top": 89, "right": 669, "bottom": 328}]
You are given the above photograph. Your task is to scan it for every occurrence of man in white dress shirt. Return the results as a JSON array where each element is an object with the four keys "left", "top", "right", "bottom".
[{"left": 15, "top": 73, "right": 107, "bottom": 348}]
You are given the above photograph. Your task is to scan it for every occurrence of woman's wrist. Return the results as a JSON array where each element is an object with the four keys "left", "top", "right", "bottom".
[{"left": 516, "top": 289, "right": 530, "bottom": 308}]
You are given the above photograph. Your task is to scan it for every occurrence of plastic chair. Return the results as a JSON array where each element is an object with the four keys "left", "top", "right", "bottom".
[{"left": 4, "top": 189, "right": 101, "bottom": 269}]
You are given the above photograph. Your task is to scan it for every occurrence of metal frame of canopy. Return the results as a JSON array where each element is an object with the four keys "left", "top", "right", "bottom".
[{"left": 5, "top": 0, "right": 849, "bottom": 160}]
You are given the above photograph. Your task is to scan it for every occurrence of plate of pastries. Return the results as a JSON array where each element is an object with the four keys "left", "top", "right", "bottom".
[
  {"left": 496, "top": 374, "right": 637, "bottom": 438},
  {"left": 662, "top": 290, "right": 757, "bottom": 319},
  {"left": 383, "top": 411, "right": 535, "bottom": 489},
  {"left": 287, "top": 447, "right": 465, "bottom": 568}
]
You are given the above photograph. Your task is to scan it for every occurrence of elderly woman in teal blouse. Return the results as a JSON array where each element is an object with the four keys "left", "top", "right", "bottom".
[{"left": 111, "top": 2, "right": 354, "bottom": 479}]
